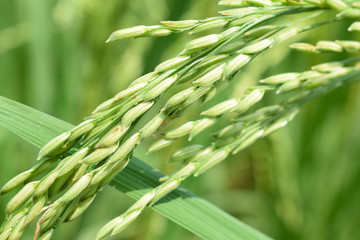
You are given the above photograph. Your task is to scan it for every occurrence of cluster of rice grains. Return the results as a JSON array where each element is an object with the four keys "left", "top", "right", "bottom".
[{"left": 1, "top": 0, "right": 360, "bottom": 239}]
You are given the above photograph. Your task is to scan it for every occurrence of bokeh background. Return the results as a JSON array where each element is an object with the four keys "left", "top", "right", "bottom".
[{"left": 1, "top": 0, "right": 360, "bottom": 239}]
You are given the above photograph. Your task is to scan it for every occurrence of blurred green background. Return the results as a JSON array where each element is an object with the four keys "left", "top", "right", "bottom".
[{"left": 1, "top": 0, "right": 360, "bottom": 239}]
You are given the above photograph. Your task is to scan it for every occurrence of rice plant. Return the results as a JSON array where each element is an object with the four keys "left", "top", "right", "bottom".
[{"left": 1, "top": 0, "right": 360, "bottom": 239}]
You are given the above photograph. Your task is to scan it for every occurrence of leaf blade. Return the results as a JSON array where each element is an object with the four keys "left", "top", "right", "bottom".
[{"left": 0, "top": 95, "right": 272, "bottom": 240}]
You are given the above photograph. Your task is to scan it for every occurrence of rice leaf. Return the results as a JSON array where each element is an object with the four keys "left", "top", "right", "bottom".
[{"left": 0, "top": 95, "right": 272, "bottom": 240}]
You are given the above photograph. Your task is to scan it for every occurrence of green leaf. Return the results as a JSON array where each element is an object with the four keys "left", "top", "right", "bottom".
[{"left": 0, "top": 95, "right": 272, "bottom": 240}]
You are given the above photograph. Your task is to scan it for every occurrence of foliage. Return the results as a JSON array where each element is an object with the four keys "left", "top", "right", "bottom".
[{"left": 0, "top": 0, "right": 360, "bottom": 239}]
